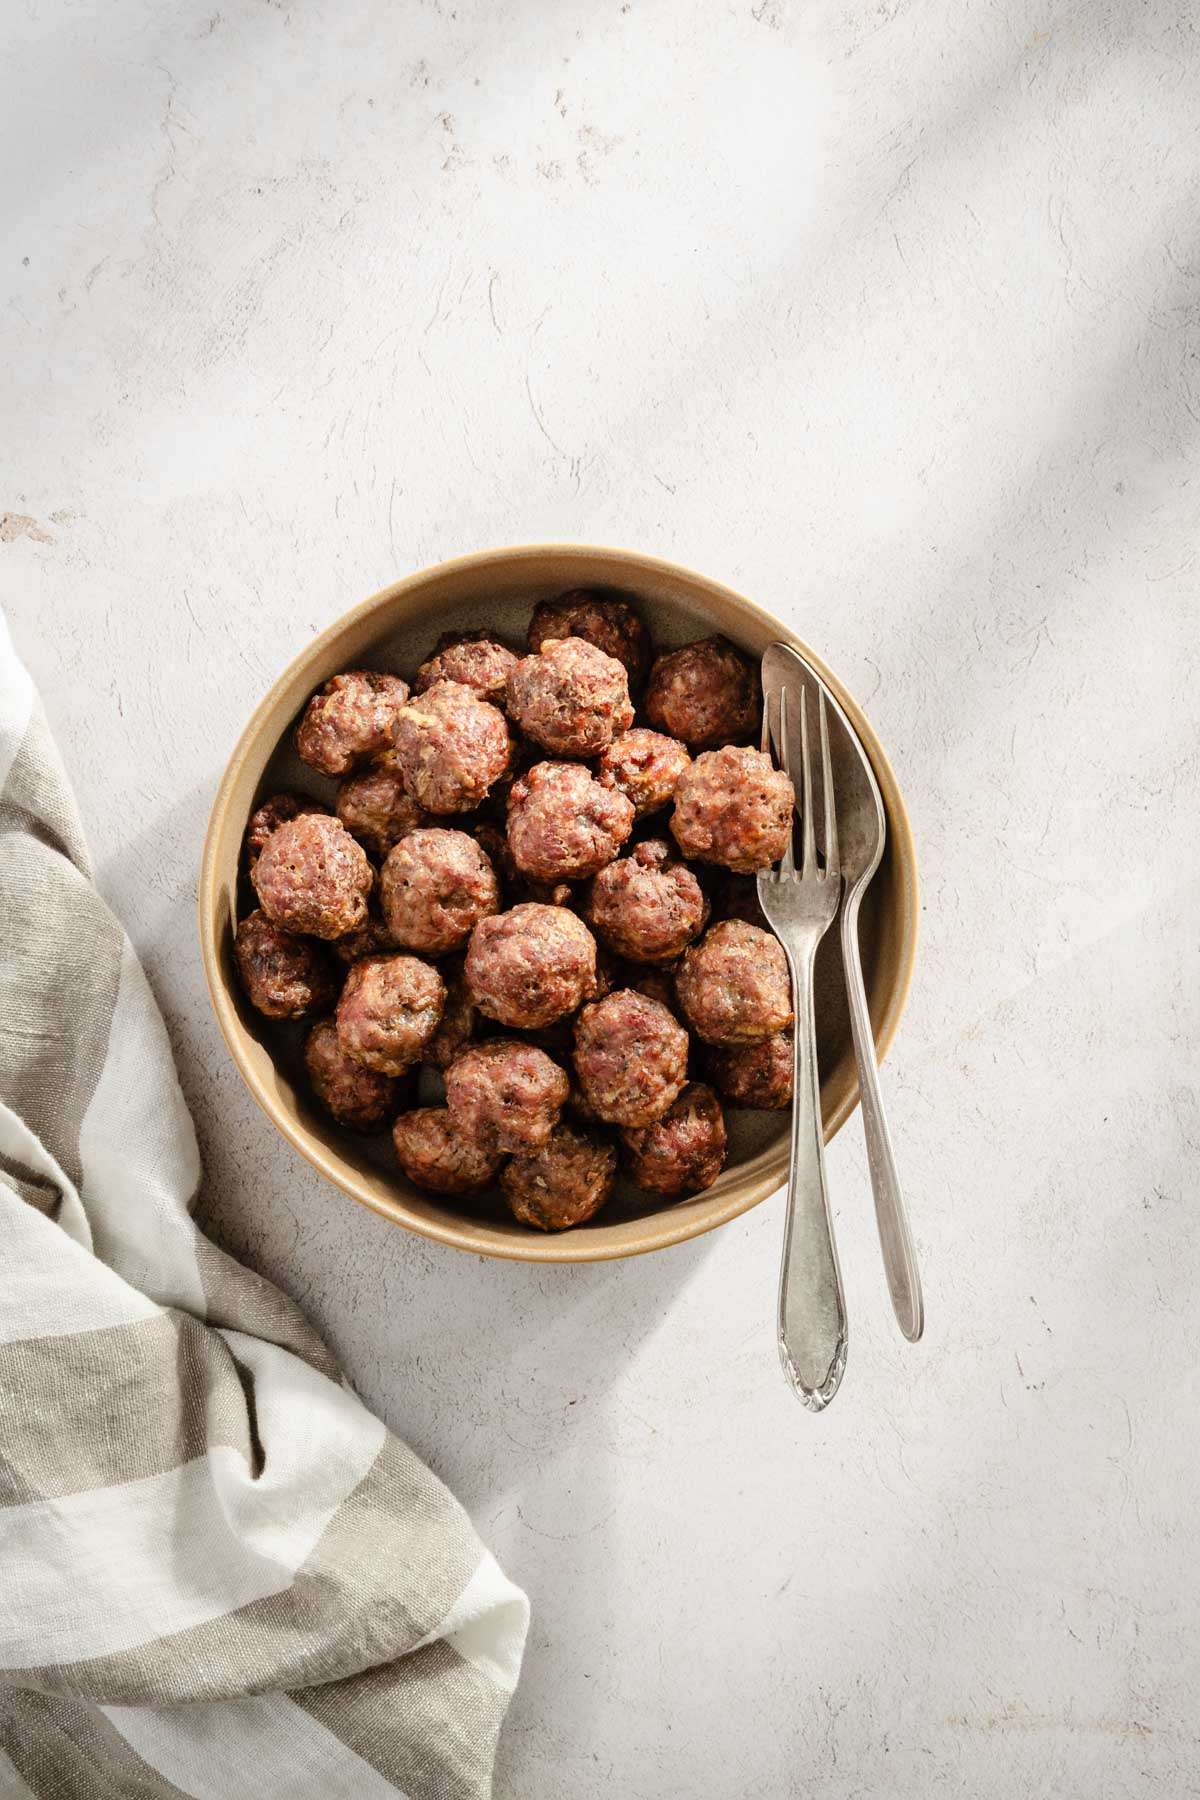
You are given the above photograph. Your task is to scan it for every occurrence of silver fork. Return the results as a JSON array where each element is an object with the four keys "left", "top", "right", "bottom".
[{"left": 756, "top": 678, "right": 847, "bottom": 1410}]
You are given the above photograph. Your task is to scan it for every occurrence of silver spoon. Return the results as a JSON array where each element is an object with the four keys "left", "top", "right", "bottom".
[{"left": 765, "top": 643, "right": 924, "bottom": 1343}]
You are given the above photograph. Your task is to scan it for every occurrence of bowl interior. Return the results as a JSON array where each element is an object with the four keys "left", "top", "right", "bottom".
[{"left": 199, "top": 546, "right": 917, "bottom": 1263}]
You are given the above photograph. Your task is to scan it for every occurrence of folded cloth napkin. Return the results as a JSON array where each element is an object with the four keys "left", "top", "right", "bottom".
[{"left": 0, "top": 611, "right": 527, "bottom": 1798}]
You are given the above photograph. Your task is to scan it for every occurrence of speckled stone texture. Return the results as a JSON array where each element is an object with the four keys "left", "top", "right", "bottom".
[{"left": 4, "top": 1, "right": 1199, "bottom": 1794}]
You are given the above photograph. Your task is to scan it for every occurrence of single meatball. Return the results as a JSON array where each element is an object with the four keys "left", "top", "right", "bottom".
[
  {"left": 500, "top": 1120, "right": 617, "bottom": 1231},
  {"left": 390, "top": 681, "right": 512, "bottom": 814},
  {"left": 507, "top": 762, "right": 634, "bottom": 882},
  {"left": 414, "top": 632, "right": 519, "bottom": 707},
  {"left": 305, "top": 1019, "right": 399, "bottom": 1133},
  {"left": 466, "top": 903, "right": 597, "bottom": 1030},
  {"left": 445, "top": 1040, "right": 569, "bottom": 1154},
  {"left": 335, "top": 954, "right": 445, "bottom": 1075},
  {"left": 506, "top": 637, "right": 634, "bottom": 758},
  {"left": 294, "top": 670, "right": 409, "bottom": 777},
  {"left": 527, "top": 590, "right": 651, "bottom": 687},
  {"left": 379, "top": 828, "right": 500, "bottom": 955},
  {"left": 676, "top": 920, "right": 792, "bottom": 1045},
  {"left": 596, "top": 728, "right": 691, "bottom": 818},
  {"left": 423, "top": 964, "right": 477, "bottom": 1070},
  {"left": 586, "top": 840, "right": 707, "bottom": 964},
  {"left": 708, "top": 1030, "right": 794, "bottom": 1110},
  {"left": 252, "top": 813, "right": 373, "bottom": 940},
  {"left": 671, "top": 745, "right": 795, "bottom": 874},
  {"left": 330, "top": 906, "right": 399, "bottom": 966},
  {"left": 243, "top": 792, "right": 326, "bottom": 876},
  {"left": 336, "top": 763, "right": 425, "bottom": 859},
  {"left": 573, "top": 989, "right": 689, "bottom": 1127},
  {"left": 621, "top": 1083, "right": 728, "bottom": 1199},
  {"left": 644, "top": 635, "right": 759, "bottom": 750},
  {"left": 233, "top": 909, "right": 337, "bottom": 1020},
  {"left": 392, "top": 1108, "right": 501, "bottom": 1195}
]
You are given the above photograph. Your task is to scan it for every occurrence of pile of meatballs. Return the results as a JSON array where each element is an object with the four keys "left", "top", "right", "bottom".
[{"left": 236, "top": 591, "right": 798, "bottom": 1231}]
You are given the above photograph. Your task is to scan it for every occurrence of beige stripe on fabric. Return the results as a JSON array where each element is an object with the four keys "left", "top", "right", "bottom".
[
  {"left": 0, "top": 717, "right": 124, "bottom": 1196},
  {"left": 0, "top": 1311, "right": 255, "bottom": 1507},
  {"left": 295, "top": 1640, "right": 507, "bottom": 1800},
  {"left": 0, "top": 1744, "right": 38, "bottom": 1800},
  {"left": 193, "top": 1234, "right": 342, "bottom": 1384},
  {"left": 0, "top": 1689, "right": 196, "bottom": 1800},
  {"left": 14, "top": 1436, "right": 482, "bottom": 1705}
]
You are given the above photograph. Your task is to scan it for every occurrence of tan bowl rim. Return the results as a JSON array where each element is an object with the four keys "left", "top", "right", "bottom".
[{"left": 198, "top": 542, "right": 919, "bottom": 1263}]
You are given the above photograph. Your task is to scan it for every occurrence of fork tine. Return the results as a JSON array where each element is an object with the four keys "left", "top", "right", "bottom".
[
  {"left": 819, "top": 689, "right": 838, "bottom": 877},
  {"left": 799, "top": 687, "right": 816, "bottom": 876},
  {"left": 760, "top": 689, "right": 771, "bottom": 757},
  {"left": 777, "top": 686, "right": 796, "bottom": 877}
]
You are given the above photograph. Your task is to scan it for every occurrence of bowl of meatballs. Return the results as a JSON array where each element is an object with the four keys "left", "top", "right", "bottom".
[{"left": 199, "top": 545, "right": 917, "bottom": 1263}]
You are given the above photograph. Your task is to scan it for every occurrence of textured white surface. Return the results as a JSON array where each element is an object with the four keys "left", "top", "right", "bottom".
[{"left": 3, "top": 1, "right": 1199, "bottom": 1793}]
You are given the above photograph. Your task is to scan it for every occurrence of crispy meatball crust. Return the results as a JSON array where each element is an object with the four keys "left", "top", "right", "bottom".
[
  {"left": 644, "top": 635, "right": 758, "bottom": 750},
  {"left": 379, "top": 828, "right": 500, "bottom": 955},
  {"left": 294, "top": 671, "right": 409, "bottom": 777},
  {"left": 336, "top": 763, "right": 426, "bottom": 859},
  {"left": 596, "top": 728, "right": 691, "bottom": 818},
  {"left": 392, "top": 1108, "right": 501, "bottom": 1195},
  {"left": 335, "top": 954, "right": 445, "bottom": 1075},
  {"left": 414, "top": 632, "right": 519, "bottom": 707},
  {"left": 234, "top": 909, "right": 338, "bottom": 1020},
  {"left": 500, "top": 1120, "right": 617, "bottom": 1230},
  {"left": 670, "top": 745, "right": 795, "bottom": 874},
  {"left": 330, "top": 907, "right": 399, "bottom": 966},
  {"left": 422, "top": 964, "right": 478, "bottom": 1070},
  {"left": 465, "top": 903, "right": 597, "bottom": 1030},
  {"left": 621, "top": 1082, "right": 727, "bottom": 1199},
  {"left": 527, "top": 590, "right": 651, "bottom": 686},
  {"left": 252, "top": 813, "right": 373, "bottom": 940},
  {"left": 572, "top": 989, "right": 690, "bottom": 1127},
  {"left": 445, "top": 1039, "right": 569, "bottom": 1153},
  {"left": 707, "top": 1030, "right": 794, "bottom": 1110},
  {"left": 506, "top": 637, "right": 634, "bottom": 758},
  {"left": 586, "top": 839, "right": 707, "bottom": 964},
  {"left": 390, "top": 680, "right": 512, "bottom": 814},
  {"left": 244, "top": 792, "right": 327, "bottom": 876},
  {"left": 507, "top": 761, "right": 634, "bottom": 883},
  {"left": 305, "top": 1019, "right": 399, "bottom": 1133},
  {"left": 676, "top": 920, "right": 793, "bottom": 1045}
]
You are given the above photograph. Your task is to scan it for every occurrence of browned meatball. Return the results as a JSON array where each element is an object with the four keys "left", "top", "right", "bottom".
[
  {"left": 507, "top": 762, "right": 634, "bottom": 883},
  {"left": 390, "top": 681, "right": 512, "bottom": 814},
  {"left": 500, "top": 1120, "right": 617, "bottom": 1230},
  {"left": 423, "top": 964, "right": 477, "bottom": 1070},
  {"left": 445, "top": 1039, "right": 569, "bottom": 1153},
  {"left": 708, "top": 1031, "right": 794, "bottom": 1110},
  {"left": 243, "top": 792, "right": 326, "bottom": 876},
  {"left": 573, "top": 989, "right": 689, "bottom": 1126},
  {"left": 295, "top": 671, "right": 409, "bottom": 777},
  {"left": 335, "top": 954, "right": 445, "bottom": 1075},
  {"left": 392, "top": 1108, "right": 501, "bottom": 1195},
  {"left": 379, "top": 828, "right": 500, "bottom": 955},
  {"left": 645, "top": 635, "right": 758, "bottom": 750},
  {"left": 414, "top": 632, "right": 518, "bottom": 707},
  {"left": 506, "top": 637, "right": 634, "bottom": 758},
  {"left": 596, "top": 728, "right": 691, "bottom": 817},
  {"left": 586, "top": 840, "right": 707, "bottom": 964},
  {"left": 527, "top": 590, "right": 651, "bottom": 687},
  {"left": 252, "top": 814, "right": 373, "bottom": 940},
  {"left": 330, "top": 906, "right": 399, "bottom": 966},
  {"left": 671, "top": 745, "right": 795, "bottom": 874},
  {"left": 305, "top": 1019, "right": 399, "bottom": 1133},
  {"left": 676, "top": 920, "right": 792, "bottom": 1045},
  {"left": 234, "top": 909, "right": 337, "bottom": 1020},
  {"left": 623, "top": 964, "right": 679, "bottom": 1014},
  {"left": 621, "top": 1083, "right": 728, "bottom": 1199},
  {"left": 466, "top": 903, "right": 597, "bottom": 1029},
  {"left": 336, "top": 762, "right": 425, "bottom": 859}
]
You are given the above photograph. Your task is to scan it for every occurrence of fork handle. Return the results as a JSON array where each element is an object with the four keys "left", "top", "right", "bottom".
[
  {"left": 841, "top": 887, "right": 924, "bottom": 1343},
  {"left": 778, "top": 942, "right": 848, "bottom": 1410}
]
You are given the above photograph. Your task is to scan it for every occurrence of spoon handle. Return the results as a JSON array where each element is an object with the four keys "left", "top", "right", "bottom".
[{"left": 841, "top": 887, "right": 924, "bottom": 1342}]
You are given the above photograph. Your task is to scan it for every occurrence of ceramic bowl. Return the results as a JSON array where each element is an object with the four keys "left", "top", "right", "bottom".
[{"left": 198, "top": 545, "right": 918, "bottom": 1263}]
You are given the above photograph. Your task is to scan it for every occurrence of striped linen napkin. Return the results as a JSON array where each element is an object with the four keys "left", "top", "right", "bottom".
[{"left": 0, "top": 609, "right": 527, "bottom": 1798}]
